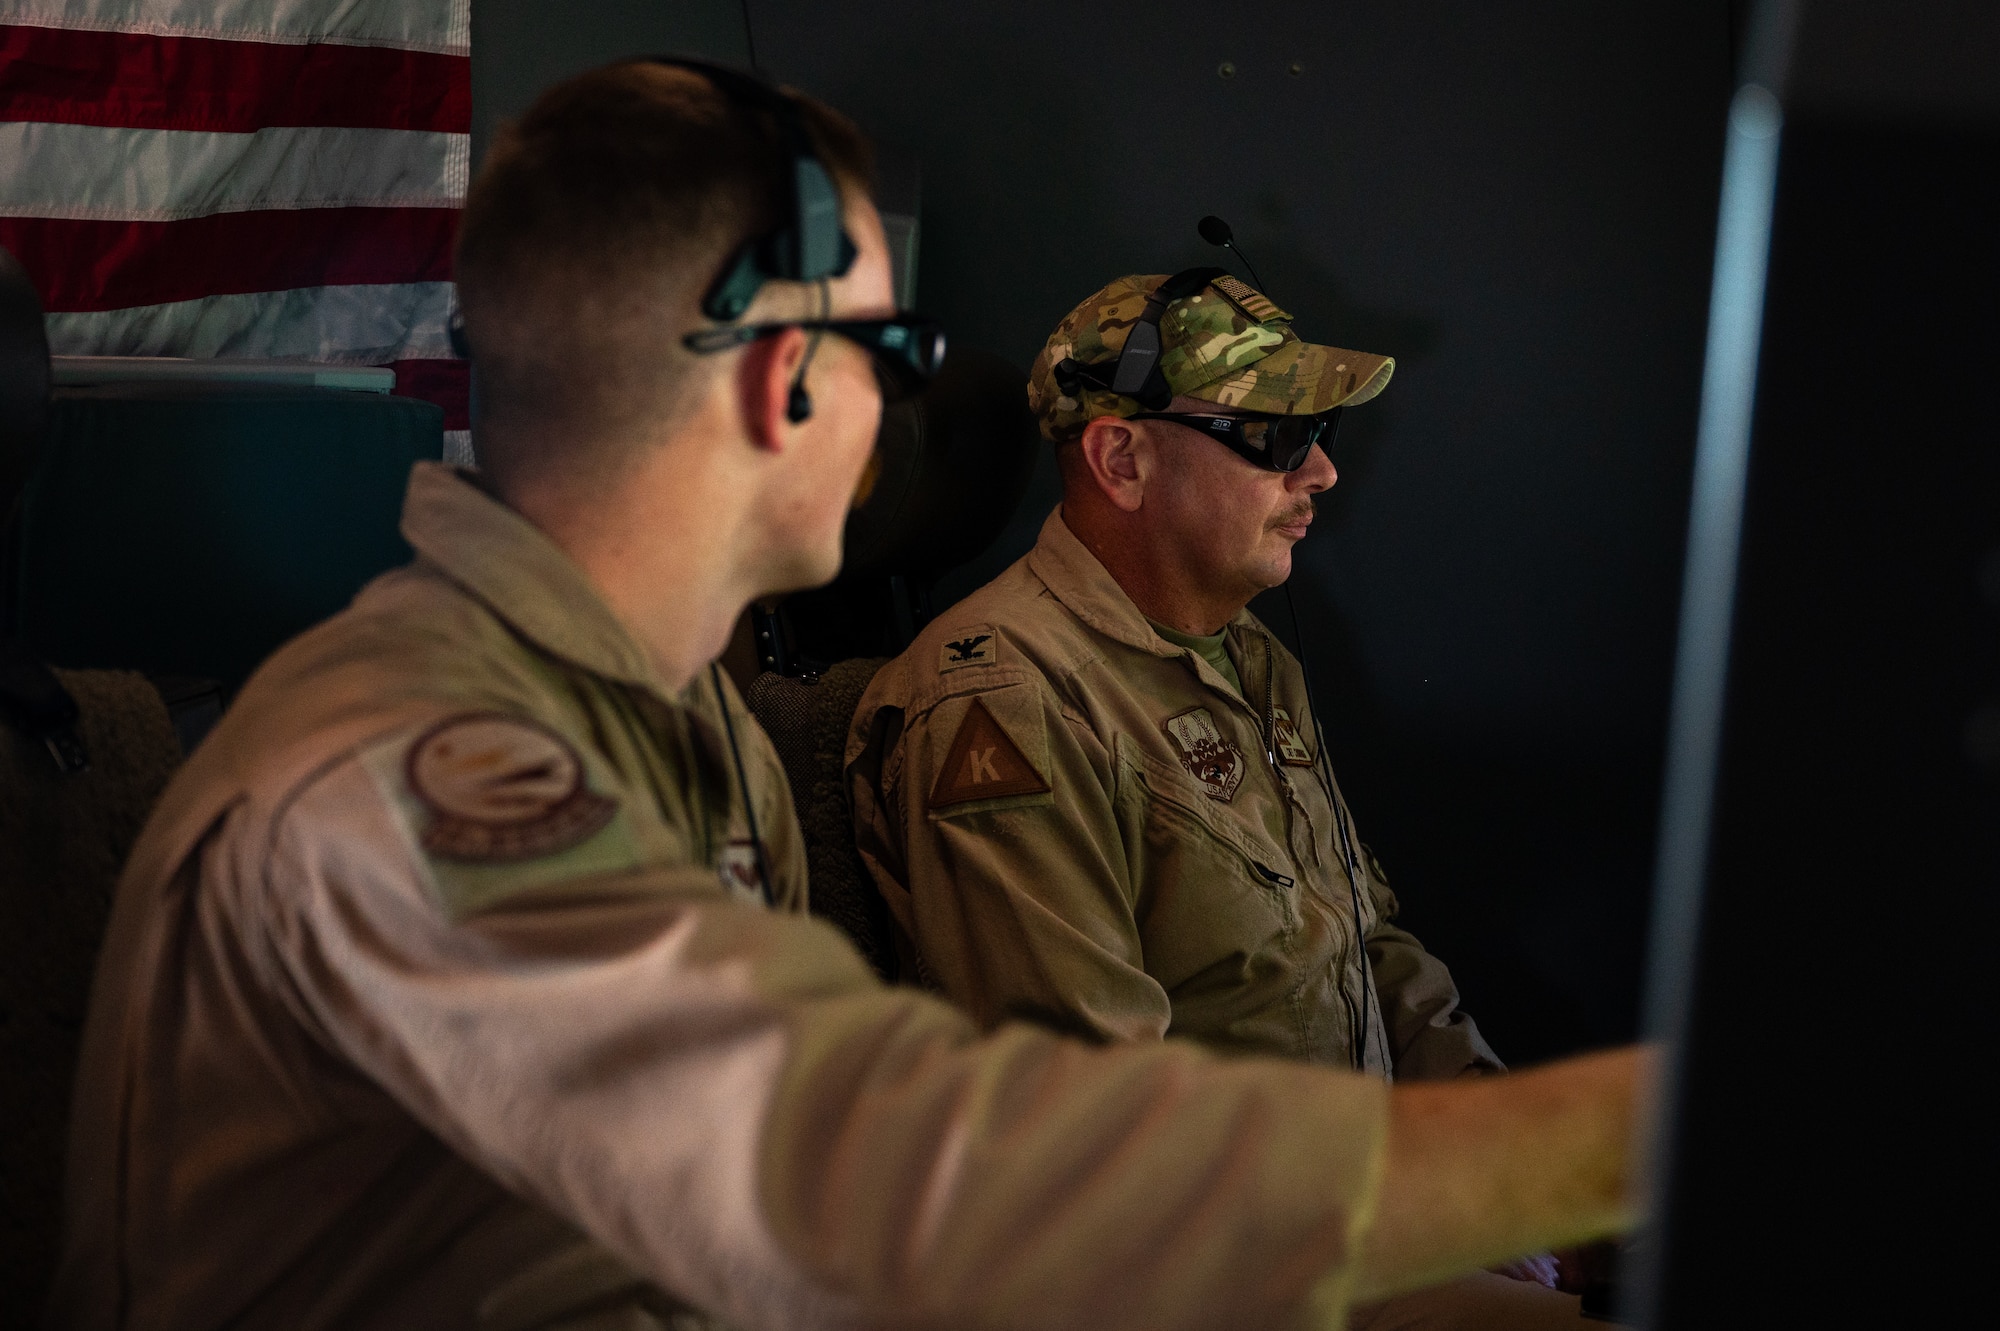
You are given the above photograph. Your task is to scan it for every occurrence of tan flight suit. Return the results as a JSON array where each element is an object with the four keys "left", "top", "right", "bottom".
[
  {"left": 844, "top": 510, "right": 1612, "bottom": 1331},
  {"left": 49, "top": 463, "right": 1391, "bottom": 1331},
  {"left": 848, "top": 507, "right": 1500, "bottom": 1080}
]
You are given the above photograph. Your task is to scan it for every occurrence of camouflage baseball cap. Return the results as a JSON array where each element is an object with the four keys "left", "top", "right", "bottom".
[{"left": 1027, "top": 272, "right": 1394, "bottom": 442}]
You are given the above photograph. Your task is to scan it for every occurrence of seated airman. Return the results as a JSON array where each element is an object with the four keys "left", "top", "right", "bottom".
[{"left": 850, "top": 272, "right": 1598, "bottom": 1327}]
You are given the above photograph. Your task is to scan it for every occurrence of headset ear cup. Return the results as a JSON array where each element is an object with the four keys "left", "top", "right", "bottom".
[{"left": 786, "top": 383, "right": 813, "bottom": 423}]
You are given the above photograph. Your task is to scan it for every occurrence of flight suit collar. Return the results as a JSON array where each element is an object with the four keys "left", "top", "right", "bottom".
[
  {"left": 399, "top": 462, "right": 667, "bottom": 696},
  {"left": 1025, "top": 505, "right": 1260, "bottom": 665}
]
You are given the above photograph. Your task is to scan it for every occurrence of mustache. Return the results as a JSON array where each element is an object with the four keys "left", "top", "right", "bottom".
[{"left": 1271, "top": 503, "right": 1316, "bottom": 529}]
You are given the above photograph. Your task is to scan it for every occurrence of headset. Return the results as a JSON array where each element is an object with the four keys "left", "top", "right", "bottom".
[
  {"left": 448, "top": 56, "right": 857, "bottom": 424},
  {"left": 656, "top": 57, "right": 858, "bottom": 325},
  {"left": 1052, "top": 266, "right": 1231, "bottom": 412},
  {"left": 650, "top": 57, "right": 860, "bottom": 424}
]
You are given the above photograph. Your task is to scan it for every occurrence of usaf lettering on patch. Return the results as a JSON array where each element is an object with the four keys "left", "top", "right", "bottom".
[
  {"left": 1271, "top": 706, "right": 1316, "bottom": 767},
  {"left": 1163, "top": 706, "right": 1246, "bottom": 802},
  {"left": 939, "top": 625, "right": 997, "bottom": 673}
]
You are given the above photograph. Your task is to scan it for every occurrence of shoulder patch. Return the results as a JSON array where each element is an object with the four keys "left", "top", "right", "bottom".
[
  {"left": 939, "top": 625, "right": 997, "bottom": 673},
  {"left": 1271, "top": 706, "right": 1316, "bottom": 767},
  {"left": 929, "top": 696, "right": 1050, "bottom": 808},
  {"left": 406, "top": 713, "right": 617, "bottom": 862},
  {"left": 1163, "top": 706, "right": 1246, "bottom": 802}
]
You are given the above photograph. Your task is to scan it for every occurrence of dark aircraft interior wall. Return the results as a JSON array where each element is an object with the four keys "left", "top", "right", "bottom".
[{"left": 473, "top": 2, "right": 1742, "bottom": 1066}]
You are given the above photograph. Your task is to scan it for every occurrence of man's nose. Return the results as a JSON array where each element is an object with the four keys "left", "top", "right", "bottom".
[{"left": 1293, "top": 443, "right": 1337, "bottom": 493}]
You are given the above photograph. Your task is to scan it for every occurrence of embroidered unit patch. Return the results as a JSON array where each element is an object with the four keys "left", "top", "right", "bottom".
[
  {"left": 1163, "top": 706, "right": 1246, "bottom": 801},
  {"left": 939, "top": 625, "right": 997, "bottom": 673},
  {"left": 406, "top": 713, "right": 617, "bottom": 863},
  {"left": 929, "top": 696, "right": 1050, "bottom": 808},
  {"left": 1271, "top": 707, "right": 1316, "bottom": 767}
]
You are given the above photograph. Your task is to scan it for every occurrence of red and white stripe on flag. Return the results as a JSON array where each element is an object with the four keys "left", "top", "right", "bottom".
[{"left": 0, "top": 0, "right": 472, "bottom": 458}]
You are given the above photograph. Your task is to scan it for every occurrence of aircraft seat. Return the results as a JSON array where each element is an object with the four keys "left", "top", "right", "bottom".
[
  {"left": 748, "top": 658, "right": 897, "bottom": 977},
  {"left": 0, "top": 668, "right": 183, "bottom": 1319},
  {"left": 0, "top": 245, "right": 201, "bottom": 1319},
  {"left": 0, "top": 244, "right": 441, "bottom": 1317},
  {"left": 744, "top": 348, "right": 1039, "bottom": 979}
]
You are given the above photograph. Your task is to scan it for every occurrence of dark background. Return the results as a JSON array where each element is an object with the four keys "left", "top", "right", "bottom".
[{"left": 473, "top": 2, "right": 1743, "bottom": 1066}]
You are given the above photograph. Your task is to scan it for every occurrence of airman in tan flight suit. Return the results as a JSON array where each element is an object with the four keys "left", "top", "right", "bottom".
[
  {"left": 49, "top": 63, "right": 1646, "bottom": 1331},
  {"left": 848, "top": 276, "right": 1609, "bottom": 1327}
]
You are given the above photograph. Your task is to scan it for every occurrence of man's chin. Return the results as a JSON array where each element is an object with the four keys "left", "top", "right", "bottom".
[
  {"left": 760, "top": 545, "right": 847, "bottom": 601},
  {"left": 1253, "top": 543, "right": 1296, "bottom": 589}
]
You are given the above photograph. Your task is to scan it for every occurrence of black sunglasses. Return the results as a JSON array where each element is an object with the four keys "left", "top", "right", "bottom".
[
  {"left": 1128, "top": 408, "right": 1342, "bottom": 473},
  {"left": 682, "top": 314, "right": 947, "bottom": 398}
]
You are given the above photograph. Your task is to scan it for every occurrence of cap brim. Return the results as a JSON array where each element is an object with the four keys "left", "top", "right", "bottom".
[{"left": 1185, "top": 336, "right": 1394, "bottom": 415}]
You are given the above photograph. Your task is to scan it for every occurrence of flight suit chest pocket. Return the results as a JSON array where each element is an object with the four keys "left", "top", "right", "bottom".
[{"left": 1110, "top": 733, "right": 1300, "bottom": 979}]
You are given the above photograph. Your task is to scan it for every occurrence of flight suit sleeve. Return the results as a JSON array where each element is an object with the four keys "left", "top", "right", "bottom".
[
  {"left": 1356, "top": 844, "right": 1504, "bottom": 1080},
  {"left": 244, "top": 744, "right": 1391, "bottom": 1331},
  {"left": 854, "top": 673, "right": 1173, "bottom": 1044}
]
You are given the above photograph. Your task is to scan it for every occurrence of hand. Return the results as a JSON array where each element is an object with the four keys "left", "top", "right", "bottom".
[
  {"left": 1488, "top": 1253, "right": 1560, "bottom": 1288},
  {"left": 1554, "top": 1240, "right": 1621, "bottom": 1295}
]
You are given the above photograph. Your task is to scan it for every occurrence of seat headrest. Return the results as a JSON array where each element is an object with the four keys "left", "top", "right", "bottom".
[
  {"left": 837, "top": 346, "right": 1038, "bottom": 586},
  {"left": 0, "top": 247, "right": 51, "bottom": 516}
]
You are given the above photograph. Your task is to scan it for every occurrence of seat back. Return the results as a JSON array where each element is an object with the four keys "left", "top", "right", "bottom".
[
  {"left": 0, "top": 248, "right": 49, "bottom": 538},
  {"left": 1, "top": 246, "right": 50, "bottom": 640},
  {"left": 10, "top": 383, "right": 442, "bottom": 692},
  {"left": 0, "top": 669, "right": 183, "bottom": 1320},
  {"left": 743, "top": 349, "right": 1039, "bottom": 973},
  {"left": 746, "top": 658, "right": 896, "bottom": 979}
]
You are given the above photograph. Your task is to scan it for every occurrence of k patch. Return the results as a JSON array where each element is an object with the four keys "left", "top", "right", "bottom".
[
  {"left": 929, "top": 695, "right": 1051, "bottom": 810},
  {"left": 1163, "top": 706, "right": 1246, "bottom": 802},
  {"left": 939, "top": 625, "right": 997, "bottom": 673}
]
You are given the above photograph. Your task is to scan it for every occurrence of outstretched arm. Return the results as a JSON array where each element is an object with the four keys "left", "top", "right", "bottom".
[
  {"left": 268, "top": 746, "right": 1650, "bottom": 1330},
  {"left": 1357, "top": 1046, "right": 1654, "bottom": 1303}
]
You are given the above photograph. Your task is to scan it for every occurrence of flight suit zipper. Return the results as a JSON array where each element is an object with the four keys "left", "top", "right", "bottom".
[{"left": 1239, "top": 627, "right": 1321, "bottom": 869}]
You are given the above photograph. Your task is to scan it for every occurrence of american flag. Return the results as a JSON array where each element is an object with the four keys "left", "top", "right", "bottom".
[{"left": 0, "top": 0, "right": 471, "bottom": 459}]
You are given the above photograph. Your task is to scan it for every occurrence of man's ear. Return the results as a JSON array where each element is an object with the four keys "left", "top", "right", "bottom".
[
  {"left": 737, "top": 326, "right": 808, "bottom": 452},
  {"left": 1077, "top": 415, "right": 1149, "bottom": 513}
]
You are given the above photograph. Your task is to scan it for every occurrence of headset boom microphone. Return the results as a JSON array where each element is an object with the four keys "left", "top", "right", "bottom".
[{"left": 1198, "top": 214, "right": 1269, "bottom": 294}]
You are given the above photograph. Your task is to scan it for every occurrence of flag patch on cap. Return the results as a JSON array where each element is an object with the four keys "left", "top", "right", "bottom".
[
  {"left": 1210, "top": 273, "right": 1286, "bottom": 323},
  {"left": 930, "top": 696, "right": 1050, "bottom": 808}
]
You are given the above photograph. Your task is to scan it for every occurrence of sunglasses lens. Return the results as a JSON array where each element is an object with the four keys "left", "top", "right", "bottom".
[
  {"left": 868, "top": 319, "right": 947, "bottom": 399},
  {"left": 1238, "top": 419, "right": 1315, "bottom": 472},
  {"left": 919, "top": 323, "right": 948, "bottom": 375},
  {"left": 1280, "top": 410, "right": 1342, "bottom": 471}
]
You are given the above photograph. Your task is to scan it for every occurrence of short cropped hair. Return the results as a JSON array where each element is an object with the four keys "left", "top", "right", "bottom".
[{"left": 454, "top": 62, "right": 872, "bottom": 493}]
